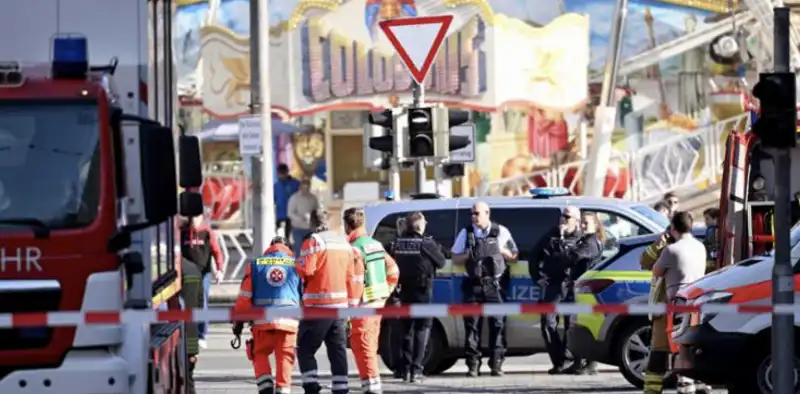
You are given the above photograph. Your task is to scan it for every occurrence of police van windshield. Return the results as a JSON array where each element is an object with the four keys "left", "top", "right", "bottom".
[
  {"left": 0, "top": 100, "right": 100, "bottom": 231},
  {"left": 631, "top": 204, "right": 670, "bottom": 230}
]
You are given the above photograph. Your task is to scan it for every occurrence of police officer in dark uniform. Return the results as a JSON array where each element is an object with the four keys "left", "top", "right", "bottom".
[
  {"left": 384, "top": 216, "right": 407, "bottom": 379},
  {"left": 531, "top": 205, "right": 583, "bottom": 375},
  {"left": 393, "top": 211, "right": 447, "bottom": 383},
  {"left": 452, "top": 201, "right": 518, "bottom": 377}
]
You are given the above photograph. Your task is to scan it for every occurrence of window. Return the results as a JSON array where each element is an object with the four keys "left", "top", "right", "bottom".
[
  {"left": 631, "top": 204, "right": 670, "bottom": 230},
  {"left": 372, "top": 209, "right": 459, "bottom": 250},
  {"left": 600, "top": 245, "right": 648, "bottom": 271},
  {"left": 581, "top": 210, "right": 648, "bottom": 258},
  {"left": 0, "top": 100, "right": 101, "bottom": 229},
  {"left": 486, "top": 207, "right": 562, "bottom": 261}
]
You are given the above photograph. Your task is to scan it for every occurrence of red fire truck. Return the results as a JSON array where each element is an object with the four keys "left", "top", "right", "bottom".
[
  {"left": 0, "top": 1, "right": 202, "bottom": 393},
  {"left": 716, "top": 106, "right": 800, "bottom": 268}
]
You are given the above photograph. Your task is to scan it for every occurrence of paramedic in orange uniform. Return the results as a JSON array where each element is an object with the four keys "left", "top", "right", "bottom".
[
  {"left": 296, "top": 208, "right": 363, "bottom": 394},
  {"left": 234, "top": 236, "right": 300, "bottom": 394},
  {"left": 343, "top": 208, "right": 399, "bottom": 394}
]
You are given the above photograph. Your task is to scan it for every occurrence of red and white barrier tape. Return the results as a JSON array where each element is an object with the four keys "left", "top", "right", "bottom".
[{"left": 0, "top": 303, "right": 792, "bottom": 328}]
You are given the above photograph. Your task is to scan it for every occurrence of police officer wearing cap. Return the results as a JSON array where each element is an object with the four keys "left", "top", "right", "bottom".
[
  {"left": 393, "top": 212, "right": 447, "bottom": 383},
  {"left": 452, "top": 201, "right": 518, "bottom": 377},
  {"left": 532, "top": 205, "right": 583, "bottom": 375}
]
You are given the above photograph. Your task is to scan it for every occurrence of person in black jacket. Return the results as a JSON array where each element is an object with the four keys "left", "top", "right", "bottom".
[
  {"left": 563, "top": 212, "right": 605, "bottom": 375},
  {"left": 394, "top": 212, "right": 447, "bottom": 382},
  {"left": 531, "top": 206, "right": 583, "bottom": 374}
]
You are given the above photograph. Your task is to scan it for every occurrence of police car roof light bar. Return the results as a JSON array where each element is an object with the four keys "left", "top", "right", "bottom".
[
  {"left": 529, "top": 187, "right": 570, "bottom": 198},
  {"left": 52, "top": 35, "right": 90, "bottom": 79}
]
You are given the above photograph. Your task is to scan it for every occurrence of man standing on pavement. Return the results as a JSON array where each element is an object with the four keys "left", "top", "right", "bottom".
[
  {"left": 452, "top": 201, "right": 518, "bottom": 377},
  {"left": 274, "top": 164, "right": 300, "bottom": 239},
  {"left": 296, "top": 208, "right": 361, "bottom": 394},
  {"left": 644, "top": 212, "right": 708, "bottom": 394},
  {"left": 288, "top": 178, "right": 321, "bottom": 256},
  {"left": 233, "top": 237, "right": 299, "bottom": 394},
  {"left": 344, "top": 207, "right": 400, "bottom": 394},
  {"left": 532, "top": 206, "right": 583, "bottom": 375},
  {"left": 393, "top": 212, "right": 447, "bottom": 383},
  {"left": 181, "top": 214, "right": 225, "bottom": 349}
]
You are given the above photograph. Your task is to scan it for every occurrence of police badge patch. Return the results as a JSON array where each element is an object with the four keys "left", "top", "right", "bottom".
[{"left": 267, "top": 266, "right": 286, "bottom": 287}]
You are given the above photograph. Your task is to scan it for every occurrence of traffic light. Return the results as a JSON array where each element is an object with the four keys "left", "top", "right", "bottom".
[
  {"left": 407, "top": 107, "right": 434, "bottom": 157},
  {"left": 367, "top": 109, "right": 394, "bottom": 153},
  {"left": 447, "top": 109, "right": 471, "bottom": 151},
  {"left": 752, "top": 72, "right": 796, "bottom": 148}
]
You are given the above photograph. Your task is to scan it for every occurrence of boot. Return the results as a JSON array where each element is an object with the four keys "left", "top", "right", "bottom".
[
  {"left": 643, "top": 372, "right": 664, "bottom": 394},
  {"left": 490, "top": 358, "right": 504, "bottom": 377},
  {"left": 408, "top": 370, "right": 423, "bottom": 383},
  {"left": 676, "top": 376, "right": 696, "bottom": 394},
  {"left": 466, "top": 360, "right": 480, "bottom": 377}
]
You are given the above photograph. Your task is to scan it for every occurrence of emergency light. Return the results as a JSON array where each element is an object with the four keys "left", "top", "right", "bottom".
[
  {"left": 52, "top": 35, "right": 89, "bottom": 79},
  {"left": 529, "top": 187, "right": 570, "bottom": 198},
  {"left": 384, "top": 191, "right": 395, "bottom": 201}
]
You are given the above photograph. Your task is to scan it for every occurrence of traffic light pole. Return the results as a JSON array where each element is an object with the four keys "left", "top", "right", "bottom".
[
  {"left": 412, "top": 80, "right": 427, "bottom": 194},
  {"left": 770, "top": 8, "right": 794, "bottom": 394},
  {"left": 249, "top": 0, "right": 276, "bottom": 255}
]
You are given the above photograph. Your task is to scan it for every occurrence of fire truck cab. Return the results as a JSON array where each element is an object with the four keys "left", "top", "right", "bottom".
[{"left": 0, "top": 1, "right": 202, "bottom": 393}]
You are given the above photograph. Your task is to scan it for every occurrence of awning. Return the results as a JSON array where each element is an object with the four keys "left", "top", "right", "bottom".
[{"left": 193, "top": 117, "right": 304, "bottom": 142}]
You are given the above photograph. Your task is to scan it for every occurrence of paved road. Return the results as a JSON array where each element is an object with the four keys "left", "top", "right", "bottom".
[{"left": 195, "top": 324, "right": 728, "bottom": 393}]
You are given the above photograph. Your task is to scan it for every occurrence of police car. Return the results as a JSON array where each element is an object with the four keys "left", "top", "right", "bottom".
[{"left": 365, "top": 188, "right": 670, "bottom": 375}]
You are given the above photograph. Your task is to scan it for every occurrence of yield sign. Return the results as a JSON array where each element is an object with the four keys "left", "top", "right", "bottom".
[{"left": 378, "top": 15, "right": 454, "bottom": 84}]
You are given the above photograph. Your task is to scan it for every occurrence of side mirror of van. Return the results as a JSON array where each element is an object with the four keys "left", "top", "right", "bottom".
[
  {"left": 139, "top": 124, "right": 178, "bottom": 223},
  {"left": 179, "top": 135, "right": 203, "bottom": 188},
  {"left": 179, "top": 191, "right": 204, "bottom": 217}
]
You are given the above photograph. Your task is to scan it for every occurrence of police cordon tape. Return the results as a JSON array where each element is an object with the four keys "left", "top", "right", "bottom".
[{"left": 0, "top": 303, "right": 796, "bottom": 327}]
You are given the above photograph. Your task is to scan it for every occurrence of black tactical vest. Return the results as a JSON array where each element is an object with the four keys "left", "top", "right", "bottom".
[
  {"left": 394, "top": 235, "right": 432, "bottom": 286},
  {"left": 465, "top": 224, "right": 505, "bottom": 280}
]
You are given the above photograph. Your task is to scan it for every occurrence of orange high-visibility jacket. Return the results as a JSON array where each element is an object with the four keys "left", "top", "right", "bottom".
[
  {"left": 297, "top": 230, "right": 364, "bottom": 307},
  {"left": 234, "top": 243, "right": 300, "bottom": 332},
  {"left": 347, "top": 228, "right": 399, "bottom": 307}
]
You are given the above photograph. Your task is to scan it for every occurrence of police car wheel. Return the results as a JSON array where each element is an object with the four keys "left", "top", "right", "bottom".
[{"left": 614, "top": 320, "right": 650, "bottom": 389}]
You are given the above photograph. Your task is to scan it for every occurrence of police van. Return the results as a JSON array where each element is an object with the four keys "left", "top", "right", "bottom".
[{"left": 364, "top": 188, "right": 670, "bottom": 375}]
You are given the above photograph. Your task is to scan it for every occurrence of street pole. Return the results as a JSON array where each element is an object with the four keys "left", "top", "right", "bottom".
[
  {"left": 390, "top": 101, "right": 402, "bottom": 200},
  {"left": 248, "top": 0, "right": 260, "bottom": 235},
  {"left": 254, "top": 0, "right": 276, "bottom": 254},
  {"left": 583, "top": 0, "right": 628, "bottom": 197},
  {"left": 770, "top": 8, "right": 794, "bottom": 394},
  {"left": 412, "top": 80, "right": 426, "bottom": 194}
]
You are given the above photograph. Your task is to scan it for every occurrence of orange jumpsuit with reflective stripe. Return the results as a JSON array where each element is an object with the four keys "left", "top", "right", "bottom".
[
  {"left": 234, "top": 244, "right": 298, "bottom": 394},
  {"left": 347, "top": 228, "right": 399, "bottom": 393},
  {"left": 297, "top": 231, "right": 363, "bottom": 307}
]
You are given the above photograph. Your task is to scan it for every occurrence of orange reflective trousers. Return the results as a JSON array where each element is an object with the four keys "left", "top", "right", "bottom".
[
  {"left": 250, "top": 329, "right": 297, "bottom": 394},
  {"left": 350, "top": 315, "right": 383, "bottom": 393}
]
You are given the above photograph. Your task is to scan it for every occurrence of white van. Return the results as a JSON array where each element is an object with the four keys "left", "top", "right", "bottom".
[{"left": 670, "top": 224, "right": 800, "bottom": 394}]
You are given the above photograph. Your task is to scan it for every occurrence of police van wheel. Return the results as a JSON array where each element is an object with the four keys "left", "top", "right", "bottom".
[{"left": 422, "top": 323, "right": 451, "bottom": 375}]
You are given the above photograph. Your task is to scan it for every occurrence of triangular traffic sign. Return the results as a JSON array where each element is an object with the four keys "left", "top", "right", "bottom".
[{"left": 379, "top": 15, "right": 453, "bottom": 84}]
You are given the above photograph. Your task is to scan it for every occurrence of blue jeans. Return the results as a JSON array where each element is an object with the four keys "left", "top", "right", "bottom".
[
  {"left": 292, "top": 228, "right": 311, "bottom": 256},
  {"left": 198, "top": 272, "right": 210, "bottom": 340}
]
